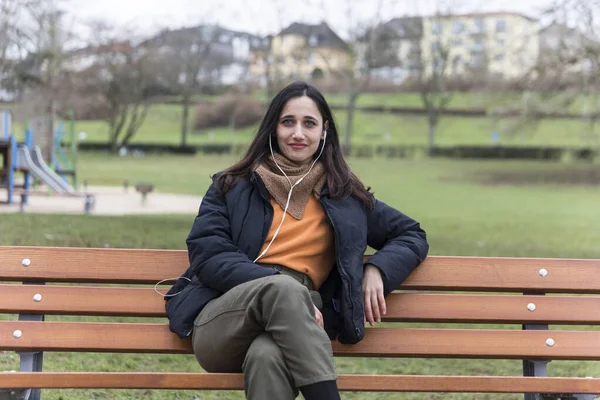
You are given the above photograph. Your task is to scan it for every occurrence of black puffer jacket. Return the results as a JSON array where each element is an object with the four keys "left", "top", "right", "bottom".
[{"left": 165, "top": 172, "right": 429, "bottom": 343}]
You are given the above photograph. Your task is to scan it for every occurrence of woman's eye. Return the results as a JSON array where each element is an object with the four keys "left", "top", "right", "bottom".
[
  {"left": 305, "top": 120, "right": 316, "bottom": 127},
  {"left": 282, "top": 119, "right": 293, "bottom": 125}
]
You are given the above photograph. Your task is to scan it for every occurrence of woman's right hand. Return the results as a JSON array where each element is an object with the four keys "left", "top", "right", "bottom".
[{"left": 314, "top": 305, "right": 324, "bottom": 328}]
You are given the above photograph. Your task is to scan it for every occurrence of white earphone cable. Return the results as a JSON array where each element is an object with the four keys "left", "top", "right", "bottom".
[
  {"left": 254, "top": 132, "right": 327, "bottom": 263},
  {"left": 155, "top": 130, "right": 328, "bottom": 296},
  {"left": 153, "top": 276, "right": 192, "bottom": 297}
]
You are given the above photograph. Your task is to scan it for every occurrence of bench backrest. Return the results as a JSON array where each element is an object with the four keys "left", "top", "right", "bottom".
[{"left": 1, "top": 246, "right": 600, "bottom": 361}]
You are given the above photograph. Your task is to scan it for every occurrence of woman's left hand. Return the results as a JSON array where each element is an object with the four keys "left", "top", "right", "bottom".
[{"left": 362, "top": 264, "right": 386, "bottom": 326}]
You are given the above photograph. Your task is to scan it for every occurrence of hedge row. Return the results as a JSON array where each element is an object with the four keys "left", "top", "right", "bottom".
[{"left": 79, "top": 142, "right": 599, "bottom": 161}]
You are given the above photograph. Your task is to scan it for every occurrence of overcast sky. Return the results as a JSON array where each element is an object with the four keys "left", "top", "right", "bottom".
[{"left": 67, "top": 0, "right": 554, "bottom": 38}]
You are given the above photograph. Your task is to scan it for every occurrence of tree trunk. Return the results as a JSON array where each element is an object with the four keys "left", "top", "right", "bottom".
[
  {"left": 344, "top": 91, "right": 359, "bottom": 155},
  {"left": 47, "top": 98, "right": 56, "bottom": 165},
  {"left": 120, "top": 103, "right": 151, "bottom": 149},
  {"left": 427, "top": 120, "right": 437, "bottom": 157},
  {"left": 109, "top": 133, "right": 119, "bottom": 152},
  {"left": 180, "top": 90, "right": 190, "bottom": 147},
  {"left": 108, "top": 105, "right": 129, "bottom": 153}
]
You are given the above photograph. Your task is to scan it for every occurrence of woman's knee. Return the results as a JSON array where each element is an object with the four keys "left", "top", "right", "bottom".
[{"left": 243, "top": 333, "right": 285, "bottom": 371}]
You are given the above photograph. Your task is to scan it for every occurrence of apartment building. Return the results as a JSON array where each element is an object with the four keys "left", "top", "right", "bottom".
[{"left": 421, "top": 12, "right": 540, "bottom": 79}]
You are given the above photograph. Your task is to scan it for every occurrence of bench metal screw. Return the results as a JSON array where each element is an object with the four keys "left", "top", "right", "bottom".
[
  {"left": 527, "top": 303, "right": 536, "bottom": 311},
  {"left": 538, "top": 268, "right": 548, "bottom": 277},
  {"left": 22, "top": 258, "right": 31, "bottom": 267},
  {"left": 13, "top": 330, "right": 22, "bottom": 339},
  {"left": 33, "top": 294, "right": 42, "bottom": 302},
  {"left": 546, "top": 338, "right": 555, "bottom": 347}
]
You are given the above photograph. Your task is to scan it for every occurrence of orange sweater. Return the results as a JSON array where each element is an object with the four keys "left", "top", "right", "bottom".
[{"left": 258, "top": 196, "right": 335, "bottom": 289}]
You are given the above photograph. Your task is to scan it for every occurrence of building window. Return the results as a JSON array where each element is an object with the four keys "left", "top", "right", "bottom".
[
  {"left": 308, "top": 35, "right": 318, "bottom": 46},
  {"left": 452, "top": 55, "right": 463, "bottom": 72},
  {"left": 496, "top": 38, "right": 505, "bottom": 46},
  {"left": 308, "top": 53, "right": 316, "bottom": 65},
  {"left": 471, "top": 37, "right": 485, "bottom": 53},
  {"left": 431, "top": 20, "right": 443, "bottom": 35},
  {"left": 453, "top": 38, "right": 463, "bottom": 46},
  {"left": 496, "top": 19, "right": 507, "bottom": 33},
  {"left": 452, "top": 21, "right": 465, "bottom": 34},
  {"left": 433, "top": 57, "right": 444, "bottom": 73},
  {"left": 473, "top": 18, "right": 485, "bottom": 33},
  {"left": 431, "top": 41, "right": 442, "bottom": 53},
  {"left": 494, "top": 53, "right": 505, "bottom": 61}
]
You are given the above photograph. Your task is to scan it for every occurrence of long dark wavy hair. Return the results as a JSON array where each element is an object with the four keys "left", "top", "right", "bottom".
[{"left": 214, "top": 80, "right": 374, "bottom": 208}]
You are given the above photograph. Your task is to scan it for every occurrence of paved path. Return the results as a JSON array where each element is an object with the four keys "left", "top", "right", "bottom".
[{"left": 0, "top": 186, "right": 202, "bottom": 216}]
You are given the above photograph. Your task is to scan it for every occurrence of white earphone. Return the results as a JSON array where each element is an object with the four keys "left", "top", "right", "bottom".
[
  {"left": 254, "top": 129, "right": 328, "bottom": 263},
  {"left": 156, "top": 128, "right": 329, "bottom": 297}
]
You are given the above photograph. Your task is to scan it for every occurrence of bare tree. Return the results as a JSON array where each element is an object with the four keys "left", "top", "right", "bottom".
[
  {"left": 0, "top": 0, "right": 23, "bottom": 89},
  {"left": 148, "top": 26, "right": 224, "bottom": 147},
  {"left": 530, "top": 0, "right": 600, "bottom": 147},
  {"left": 20, "top": 1, "right": 70, "bottom": 131},
  {"left": 247, "top": 35, "right": 276, "bottom": 96},
  {"left": 245, "top": 0, "right": 289, "bottom": 97},
  {"left": 490, "top": 0, "right": 600, "bottom": 148},
  {"left": 419, "top": 15, "right": 453, "bottom": 157},
  {"left": 342, "top": 0, "right": 399, "bottom": 154},
  {"left": 78, "top": 21, "right": 160, "bottom": 152},
  {"left": 306, "top": 0, "right": 399, "bottom": 154},
  {"left": 3, "top": 0, "right": 75, "bottom": 163}
]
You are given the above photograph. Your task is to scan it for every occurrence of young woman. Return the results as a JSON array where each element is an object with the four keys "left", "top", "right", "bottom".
[{"left": 165, "top": 81, "right": 429, "bottom": 399}]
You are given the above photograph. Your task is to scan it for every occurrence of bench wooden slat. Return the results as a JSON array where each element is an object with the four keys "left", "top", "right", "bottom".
[
  {"left": 2, "top": 247, "right": 599, "bottom": 293},
  {"left": 0, "top": 247, "right": 188, "bottom": 284},
  {"left": 408, "top": 256, "right": 600, "bottom": 293},
  {"left": 0, "top": 284, "right": 164, "bottom": 317},
  {"left": 385, "top": 292, "right": 600, "bottom": 324},
  {"left": 2, "top": 321, "right": 600, "bottom": 360},
  {"left": 2, "top": 284, "right": 600, "bottom": 324},
  {"left": 0, "top": 373, "right": 599, "bottom": 393}
]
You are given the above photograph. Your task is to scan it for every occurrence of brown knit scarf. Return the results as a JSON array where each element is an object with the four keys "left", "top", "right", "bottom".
[{"left": 255, "top": 153, "right": 326, "bottom": 220}]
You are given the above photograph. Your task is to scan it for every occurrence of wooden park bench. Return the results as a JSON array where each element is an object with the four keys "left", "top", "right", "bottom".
[{"left": 0, "top": 246, "right": 599, "bottom": 400}]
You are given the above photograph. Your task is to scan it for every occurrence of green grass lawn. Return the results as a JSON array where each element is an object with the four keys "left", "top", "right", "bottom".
[
  {"left": 76, "top": 153, "right": 600, "bottom": 259},
  {"left": 68, "top": 103, "right": 596, "bottom": 148},
  {"left": 164, "top": 90, "right": 486, "bottom": 109},
  {"left": 9, "top": 101, "right": 599, "bottom": 150},
  {"left": 1, "top": 156, "right": 600, "bottom": 399},
  {"left": 323, "top": 91, "right": 511, "bottom": 110},
  {"left": 182, "top": 90, "right": 594, "bottom": 115},
  {"left": 74, "top": 155, "right": 600, "bottom": 260}
]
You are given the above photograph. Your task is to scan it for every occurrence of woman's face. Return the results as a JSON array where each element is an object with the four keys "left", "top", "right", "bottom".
[{"left": 275, "top": 96, "right": 325, "bottom": 165}]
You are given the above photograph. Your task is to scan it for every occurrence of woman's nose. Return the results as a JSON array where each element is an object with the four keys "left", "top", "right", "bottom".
[{"left": 292, "top": 125, "right": 304, "bottom": 138}]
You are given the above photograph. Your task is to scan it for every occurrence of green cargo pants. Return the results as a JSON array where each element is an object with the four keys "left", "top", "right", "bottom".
[{"left": 192, "top": 266, "right": 336, "bottom": 399}]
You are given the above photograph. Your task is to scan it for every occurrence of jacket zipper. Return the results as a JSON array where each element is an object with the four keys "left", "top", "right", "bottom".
[
  {"left": 320, "top": 198, "right": 361, "bottom": 338},
  {"left": 255, "top": 173, "right": 274, "bottom": 259}
]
